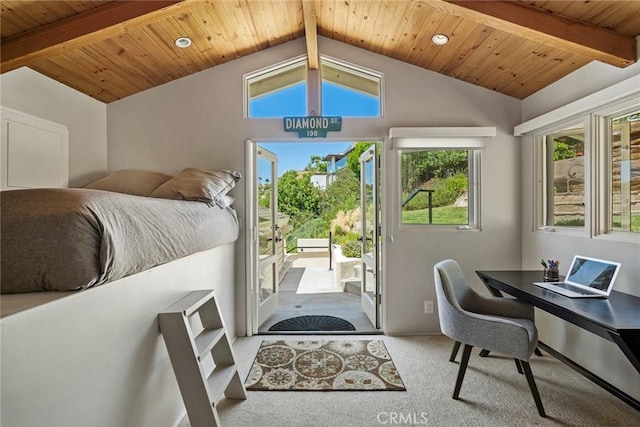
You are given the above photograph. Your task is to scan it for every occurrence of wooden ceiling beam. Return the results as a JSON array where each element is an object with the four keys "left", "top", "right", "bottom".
[
  {"left": 1, "top": 0, "right": 202, "bottom": 73},
  {"left": 302, "top": 0, "right": 319, "bottom": 70},
  {"left": 434, "top": 0, "right": 636, "bottom": 68}
]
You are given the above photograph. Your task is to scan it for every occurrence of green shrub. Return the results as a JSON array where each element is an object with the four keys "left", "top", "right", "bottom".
[
  {"left": 332, "top": 225, "right": 346, "bottom": 237},
  {"left": 333, "top": 232, "right": 360, "bottom": 245},
  {"left": 554, "top": 217, "right": 585, "bottom": 227},
  {"left": 320, "top": 168, "right": 360, "bottom": 221},
  {"left": 553, "top": 141, "right": 577, "bottom": 161},
  {"left": 431, "top": 173, "right": 467, "bottom": 207},
  {"left": 340, "top": 240, "right": 361, "bottom": 258},
  {"left": 402, "top": 174, "right": 468, "bottom": 211},
  {"left": 401, "top": 190, "right": 432, "bottom": 211},
  {"left": 286, "top": 217, "right": 328, "bottom": 251}
]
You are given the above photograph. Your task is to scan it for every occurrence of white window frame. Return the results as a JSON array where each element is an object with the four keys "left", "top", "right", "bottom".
[
  {"left": 243, "top": 55, "right": 384, "bottom": 119},
  {"left": 517, "top": 74, "right": 640, "bottom": 245},
  {"left": 531, "top": 116, "right": 590, "bottom": 237},
  {"left": 320, "top": 55, "right": 384, "bottom": 118},
  {"left": 243, "top": 55, "right": 308, "bottom": 118},
  {"left": 592, "top": 94, "right": 640, "bottom": 244},
  {"left": 396, "top": 148, "right": 481, "bottom": 231},
  {"left": 390, "top": 127, "right": 495, "bottom": 232}
]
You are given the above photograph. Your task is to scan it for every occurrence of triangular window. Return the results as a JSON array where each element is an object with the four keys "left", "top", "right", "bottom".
[
  {"left": 321, "top": 58, "right": 381, "bottom": 117},
  {"left": 245, "top": 55, "right": 382, "bottom": 118}
]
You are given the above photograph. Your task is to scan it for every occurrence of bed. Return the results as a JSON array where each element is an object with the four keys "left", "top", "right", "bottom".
[
  {"left": 1, "top": 168, "right": 242, "bottom": 426},
  {"left": 1, "top": 187, "right": 239, "bottom": 294}
]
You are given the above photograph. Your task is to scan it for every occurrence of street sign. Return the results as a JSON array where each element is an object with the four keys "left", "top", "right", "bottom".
[{"left": 283, "top": 116, "right": 342, "bottom": 138}]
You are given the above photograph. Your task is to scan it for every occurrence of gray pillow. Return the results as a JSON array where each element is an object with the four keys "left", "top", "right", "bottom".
[
  {"left": 150, "top": 168, "right": 241, "bottom": 205},
  {"left": 84, "top": 170, "right": 172, "bottom": 196}
]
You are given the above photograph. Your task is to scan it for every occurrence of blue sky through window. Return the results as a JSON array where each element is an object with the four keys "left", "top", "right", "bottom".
[
  {"left": 260, "top": 142, "right": 352, "bottom": 177},
  {"left": 252, "top": 76, "right": 378, "bottom": 177},
  {"left": 249, "top": 83, "right": 306, "bottom": 118},
  {"left": 322, "top": 82, "right": 379, "bottom": 117}
]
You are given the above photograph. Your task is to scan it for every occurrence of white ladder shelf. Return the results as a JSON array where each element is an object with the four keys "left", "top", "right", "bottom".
[{"left": 159, "top": 290, "right": 246, "bottom": 427}]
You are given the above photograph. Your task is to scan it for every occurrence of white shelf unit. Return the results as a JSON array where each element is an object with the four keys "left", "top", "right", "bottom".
[{"left": 159, "top": 290, "right": 246, "bottom": 427}]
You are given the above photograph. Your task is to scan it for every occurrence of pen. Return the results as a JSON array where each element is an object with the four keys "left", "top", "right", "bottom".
[{"left": 541, "top": 259, "right": 548, "bottom": 269}]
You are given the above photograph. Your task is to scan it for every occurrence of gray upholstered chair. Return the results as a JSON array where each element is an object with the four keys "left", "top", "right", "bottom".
[{"left": 433, "top": 259, "right": 545, "bottom": 417}]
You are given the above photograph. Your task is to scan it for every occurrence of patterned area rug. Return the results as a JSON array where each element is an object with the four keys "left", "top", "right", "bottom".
[{"left": 244, "top": 340, "right": 405, "bottom": 391}]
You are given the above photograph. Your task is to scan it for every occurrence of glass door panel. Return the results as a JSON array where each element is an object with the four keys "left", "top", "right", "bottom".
[
  {"left": 256, "top": 147, "right": 279, "bottom": 326},
  {"left": 258, "top": 263, "right": 275, "bottom": 303},
  {"left": 360, "top": 145, "right": 380, "bottom": 328}
]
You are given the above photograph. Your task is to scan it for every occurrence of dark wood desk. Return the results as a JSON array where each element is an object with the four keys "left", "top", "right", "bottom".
[{"left": 476, "top": 270, "right": 640, "bottom": 411}]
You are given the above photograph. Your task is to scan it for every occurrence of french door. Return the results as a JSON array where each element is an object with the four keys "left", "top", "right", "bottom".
[
  {"left": 255, "top": 146, "right": 279, "bottom": 327},
  {"left": 359, "top": 144, "right": 381, "bottom": 328}
]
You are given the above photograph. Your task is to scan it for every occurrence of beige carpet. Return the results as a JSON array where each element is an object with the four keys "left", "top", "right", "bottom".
[
  {"left": 179, "top": 335, "right": 640, "bottom": 427},
  {"left": 244, "top": 340, "right": 405, "bottom": 391}
]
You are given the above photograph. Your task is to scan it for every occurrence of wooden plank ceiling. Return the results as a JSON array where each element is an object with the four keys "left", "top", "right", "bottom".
[{"left": 1, "top": 1, "right": 638, "bottom": 103}]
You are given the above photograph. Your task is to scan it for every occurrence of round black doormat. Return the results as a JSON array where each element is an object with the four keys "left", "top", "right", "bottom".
[{"left": 268, "top": 315, "right": 356, "bottom": 332}]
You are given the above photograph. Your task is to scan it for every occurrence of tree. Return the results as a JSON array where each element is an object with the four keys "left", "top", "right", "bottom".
[
  {"left": 320, "top": 167, "right": 360, "bottom": 221},
  {"left": 277, "top": 170, "right": 320, "bottom": 228},
  {"left": 553, "top": 140, "right": 577, "bottom": 161},
  {"left": 400, "top": 150, "right": 467, "bottom": 193},
  {"left": 258, "top": 182, "right": 272, "bottom": 208},
  {"left": 304, "top": 155, "right": 328, "bottom": 173},
  {"left": 346, "top": 142, "right": 374, "bottom": 177}
]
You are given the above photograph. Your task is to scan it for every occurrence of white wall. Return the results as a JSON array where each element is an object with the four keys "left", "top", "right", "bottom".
[
  {"left": 520, "top": 61, "right": 640, "bottom": 400},
  {"left": 316, "top": 39, "right": 523, "bottom": 335},
  {"left": 107, "top": 36, "right": 523, "bottom": 337},
  {"left": 0, "top": 67, "right": 107, "bottom": 186},
  {"left": 1, "top": 245, "right": 235, "bottom": 427}
]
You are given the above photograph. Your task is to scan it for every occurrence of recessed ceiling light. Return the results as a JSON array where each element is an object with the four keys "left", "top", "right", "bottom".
[
  {"left": 432, "top": 34, "right": 449, "bottom": 45},
  {"left": 174, "top": 37, "right": 192, "bottom": 48}
]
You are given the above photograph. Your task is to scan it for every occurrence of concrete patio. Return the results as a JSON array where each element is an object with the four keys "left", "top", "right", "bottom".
[{"left": 258, "top": 256, "right": 378, "bottom": 334}]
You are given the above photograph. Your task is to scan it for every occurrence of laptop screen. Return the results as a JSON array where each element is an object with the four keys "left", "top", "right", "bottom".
[{"left": 566, "top": 256, "right": 620, "bottom": 292}]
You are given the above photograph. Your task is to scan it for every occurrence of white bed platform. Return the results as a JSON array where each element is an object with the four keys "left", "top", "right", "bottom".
[{"left": 1, "top": 243, "right": 237, "bottom": 427}]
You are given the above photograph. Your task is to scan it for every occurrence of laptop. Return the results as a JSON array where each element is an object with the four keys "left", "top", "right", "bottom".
[{"left": 534, "top": 255, "right": 621, "bottom": 298}]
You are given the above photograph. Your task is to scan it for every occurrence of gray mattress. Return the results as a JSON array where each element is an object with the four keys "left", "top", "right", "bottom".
[{"left": 1, "top": 188, "right": 239, "bottom": 293}]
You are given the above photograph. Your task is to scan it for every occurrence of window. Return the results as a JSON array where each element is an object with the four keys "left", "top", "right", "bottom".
[
  {"left": 245, "top": 56, "right": 382, "bottom": 118},
  {"left": 392, "top": 127, "right": 492, "bottom": 230},
  {"left": 246, "top": 58, "right": 307, "bottom": 118},
  {"left": 400, "top": 149, "right": 476, "bottom": 226},
  {"left": 539, "top": 123, "right": 585, "bottom": 229},
  {"left": 609, "top": 109, "right": 640, "bottom": 233},
  {"left": 321, "top": 58, "right": 381, "bottom": 117},
  {"left": 520, "top": 76, "right": 639, "bottom": 242}
]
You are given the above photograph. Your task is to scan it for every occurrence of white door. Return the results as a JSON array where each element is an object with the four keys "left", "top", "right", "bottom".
[
  {"left": 255, "top": 146, "right": 280, "bottom": 328},
  {"left": 360, "top": 145, "right": 381, "bottom": 328}
]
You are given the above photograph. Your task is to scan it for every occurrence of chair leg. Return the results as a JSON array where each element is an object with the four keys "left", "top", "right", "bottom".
[
  {"left": 514, "top": 359, "right": 523, "bottom": 374},
  {"left": 521, "top": 360, "right": 546, "bottom": 417},
  {"left": 482, "top": 348, "right": 541, "bottom": 358},
  {"left": 449, "top": 341, "right": 461, "bottom": 362},
  {"left": 453, "top": 344, "right": 473, "bottom": 399}
]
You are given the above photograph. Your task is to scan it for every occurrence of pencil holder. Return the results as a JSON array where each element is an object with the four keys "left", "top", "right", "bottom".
[{"left": 543, "top": 268, "right": 559, "bottom": 281}]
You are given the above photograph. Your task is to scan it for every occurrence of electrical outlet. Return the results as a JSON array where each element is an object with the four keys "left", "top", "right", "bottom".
[{"left": 424, "top": 300, "right": 434, "bottom": 314}]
